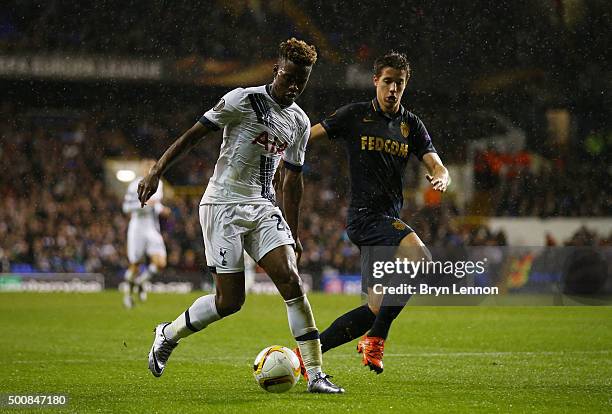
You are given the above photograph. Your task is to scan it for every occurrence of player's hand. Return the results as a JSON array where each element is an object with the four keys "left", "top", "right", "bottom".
[
  {"left": 294, "top": 238, "right": 303, "bottom": 265},
  {"left": 426, "top": 172, "right": 450, "bottom": 193},
  {"left": 137, "top": 173, "right": 160, "bottom": 207}
]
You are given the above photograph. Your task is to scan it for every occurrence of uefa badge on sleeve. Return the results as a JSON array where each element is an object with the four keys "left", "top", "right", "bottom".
[{"left": 213, "top": 98, "right": 225, "bottom": 112}]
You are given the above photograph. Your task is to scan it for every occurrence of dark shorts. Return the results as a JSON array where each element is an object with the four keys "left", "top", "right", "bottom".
[
  {"left": 346, "top": 212, "right": 414, "bottom": 293},
  {"left": 346, "top": 213, "right": 414, "bottom": 247}
]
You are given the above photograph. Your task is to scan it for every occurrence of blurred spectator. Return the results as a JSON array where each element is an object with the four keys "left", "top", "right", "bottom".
[{"left": 477, "top": 149, "right": 611, "bottom": 217}]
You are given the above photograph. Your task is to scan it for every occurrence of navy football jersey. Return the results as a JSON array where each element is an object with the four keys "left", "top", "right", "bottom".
[{"left": 321, "top": 99, "right": 436, "bottom": 221}]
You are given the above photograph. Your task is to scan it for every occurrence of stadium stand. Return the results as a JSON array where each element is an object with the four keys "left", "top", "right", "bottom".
[{"left": 1, "top": 0, "right": 609, "bottom": 285}]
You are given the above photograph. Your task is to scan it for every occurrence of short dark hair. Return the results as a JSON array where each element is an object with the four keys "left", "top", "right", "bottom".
[
  {"left": 373, "top": 52, "right": 411, "bottom": 79},
  {"left": 278, "top": 37, "right": 317, "bottom": 66}
]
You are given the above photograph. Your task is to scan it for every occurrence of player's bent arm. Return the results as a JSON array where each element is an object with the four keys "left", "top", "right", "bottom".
[
  {"left": 282, "top": 167, "right": 303, "bottom": 248},
  {"left": 150, "top": 122, "right": 211, "bottom": 177},
  {"left": 138, "top": 122, "right": 211, "bottom": 206},
  {"left": 308, "top": 123, "right": 329, "bottom": 146},
  {"left": 422, "top": 152, "right": 451, "bottom": 193}
]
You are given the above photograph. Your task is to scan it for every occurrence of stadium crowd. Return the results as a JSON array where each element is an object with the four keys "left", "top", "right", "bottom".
[
  {"left": 1, "top": 1, "right": 609, "bottom": 280},
  {"left": 475, "top": 148, "right": 611, "bottom": 217},
  {"left": 1, "top": 1, "right": 291, "bottom": 60},
  {"left": 1, "top": 109, "right": 609, "bottom": 280}
]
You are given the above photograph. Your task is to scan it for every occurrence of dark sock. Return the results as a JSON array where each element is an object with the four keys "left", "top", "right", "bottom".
[
  {"left": 319, "top": 304, "right": 376, "bottom": 353},
  {"left": 367, "top": 262, "right": 414, "bottom": 340},
  {"left": 368, "top": 306, "right": 404, "bottom": 339},
  {"left": 368, "top": 305, "right": 405, "bottom": 339}
]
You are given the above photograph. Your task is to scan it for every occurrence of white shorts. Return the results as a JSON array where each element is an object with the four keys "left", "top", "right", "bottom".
[
  {"left": 127, "top": 225, "right": 167, "bottom": 264},
  {"left": 200, "top": 203, "right": 294, "bottom": 274}
]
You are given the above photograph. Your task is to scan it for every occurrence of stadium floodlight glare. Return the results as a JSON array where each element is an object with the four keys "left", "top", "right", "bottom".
[{"left": 116, "top": 169, "right": 136, "bottom": 182}]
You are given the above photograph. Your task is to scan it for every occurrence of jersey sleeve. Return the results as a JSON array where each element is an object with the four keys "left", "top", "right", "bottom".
[
  {"left": 320, "top": 104, "right": 354, "bottom": 141},
  {"left": 122, "top": 180, "right": 141, "bottom": 214},
  {"left": 411, "top": 116, "right": 437, "bottom": 160},
  {"left": 199, "top": 88, "right": 245, "bottom": 130},
  {"left": 282, "top": 112, "right": 310, "bottom": 171}
]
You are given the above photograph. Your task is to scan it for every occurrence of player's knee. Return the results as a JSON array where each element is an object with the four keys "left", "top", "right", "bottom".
[
  {"left": 400, "top": 233, "right": 432, "bottom": 262},
  {"left": 420, "top": 245, "right": 432, "bottom": 262},
  {"left": 153, "top": 257, "right": 167, "bottom": 270},
  {"left": 215, "top": 294, "right": 244, "bottom": 317},
  {"left": 288, "top": 270, "right": 303, "bottom": 289},
  {"left": 278, "top": 271, "right": 304, "bottom": 300},
  {"left": 151, "top": 255, "right": 166, "bottom": 269},
  {"left": 368, "top": 303, "right": 381, "bottom": 315}
]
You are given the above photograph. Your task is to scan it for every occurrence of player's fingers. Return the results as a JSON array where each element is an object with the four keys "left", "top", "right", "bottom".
[
  {"left": 137, "top": 182, "right": 145, "bottom": 203},
  {"left": 440, "top": 179, "right": 449, "bottom": 191},
  {"left": 140, "top": 188, "right": 151, "bottom": 207},
  {"left": 426, "top": 174, "right": 433, "bottom": 182}
]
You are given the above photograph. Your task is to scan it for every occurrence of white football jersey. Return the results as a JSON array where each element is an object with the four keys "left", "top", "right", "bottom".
[
  {"left": 199, "top": 85, "right": 310, "bottom": 205},
  {"left": 123, "top": 178, "right": 164, "bottom": 232}
]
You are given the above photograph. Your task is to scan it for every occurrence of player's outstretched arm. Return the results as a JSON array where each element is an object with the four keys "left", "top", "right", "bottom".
[
  {"left": 307, "top": 123, "right": 328, "bottom": 146},
  {"left": 283, "top": 168, "right": 304, "bottom": 263},
  {"left": 138, "top": 122, "right": 211, "bottom": 207},
  {"left": 422, "top": 152, "right": 451, "bottom": 192}
]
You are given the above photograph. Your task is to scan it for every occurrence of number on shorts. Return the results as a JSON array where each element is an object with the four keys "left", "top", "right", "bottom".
[{"left": 271, "top": 214, "right": 285, "bottom": 231}]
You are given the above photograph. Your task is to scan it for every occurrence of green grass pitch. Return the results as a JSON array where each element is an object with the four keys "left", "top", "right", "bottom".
[{"left": 1, "top": 292, "right": 611, "bottom": 413}]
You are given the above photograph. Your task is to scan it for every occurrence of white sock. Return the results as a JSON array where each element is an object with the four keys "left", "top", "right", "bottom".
[
  {"left": 299, "top": 339, "right": 323, "bottom": 380},
  {"left": 135, "top": 263, "right": 158, "bottom": 285},
  {"left": 285, "top": 295, "right": 323, "bottom": 380},
  {"left": 124, "top": 268, "right": 136, "bottom": 283},
  {"left": 124, "top": 268, "right": 137, "bottom": 296},
  {"left": 163, "top": 295, "right": 221, "bottom": 342}
]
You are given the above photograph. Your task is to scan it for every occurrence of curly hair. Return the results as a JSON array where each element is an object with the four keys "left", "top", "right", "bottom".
[
  {"left": 278, "top": 37, "right": 317, "bottom": 66},
  {"left": 373, "top": 51, "right": 411, "bottom": 79}
]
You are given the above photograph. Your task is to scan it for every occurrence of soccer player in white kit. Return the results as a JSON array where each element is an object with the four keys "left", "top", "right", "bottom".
[
  {"left": 138, "top": 38, "right": 344, "bottom": 393},
  {"left": 122, "top": 159, "right": 170, "bottom": 308}
]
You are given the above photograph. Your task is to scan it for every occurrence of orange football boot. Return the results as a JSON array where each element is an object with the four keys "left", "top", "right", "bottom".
[
  {"left": 293, "top": 347, "right": 308, "bottom": 382},
  {"left": 357, "top": 335, "right": 385, "bottom": 374}
]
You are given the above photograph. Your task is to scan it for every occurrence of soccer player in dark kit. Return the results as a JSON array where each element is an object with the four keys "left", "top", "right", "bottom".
[{"left": 296, "top": 51, "right": 450, "bottom": 376}]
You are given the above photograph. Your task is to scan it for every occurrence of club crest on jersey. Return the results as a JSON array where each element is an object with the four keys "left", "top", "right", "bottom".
[
  {"left": 213, "top": 98, "right": 225, "bottom": 112},
  {"left": 392, "top": 220, "right": 407, "bottom": 230},
  {"left": 219, "top": 248, "right": 228, "bottom": 266},
  {"left": 400, "top": 121, "right": 410, "bottom": 138},
  {"left": 252, "top": 131, "right": 287, "bottom": 155}
]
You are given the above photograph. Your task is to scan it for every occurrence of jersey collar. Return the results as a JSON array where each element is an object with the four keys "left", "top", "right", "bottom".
[
  {"left": 371, "top": 98, "right": 405, "bottom": 120},
  {"left": 266, "top": 84, "right": 292, "bottom": 109}
]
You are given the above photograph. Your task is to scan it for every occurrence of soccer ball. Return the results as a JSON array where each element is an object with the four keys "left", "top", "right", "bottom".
[{"left": 253, "top": 345, "right": 301, "bottom": 393}]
